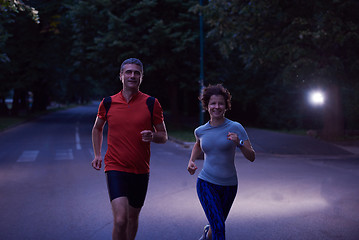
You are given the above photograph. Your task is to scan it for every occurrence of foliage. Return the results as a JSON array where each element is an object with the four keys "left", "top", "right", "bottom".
[
  {"left": 0, "top": 0, "right": 358, "bottom": 134},
  {"left": 199, "top": 0, "right": 359, "bottom": 82},
  {"left": 0, "top": 0, "right": 75, "bottom": 114},
  {"left": 195, "top": 0, "right": 359, "bottom": 133},
  {"left": 66, "top": 0, "right": 204, "bottom": 122},
  {"left": 0, "top": 0, "right": 39, "bottom": 62}
]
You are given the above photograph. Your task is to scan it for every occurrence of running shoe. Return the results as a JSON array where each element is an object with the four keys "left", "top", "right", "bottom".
[{"left": 198, "top": 225, "right": 210, "bottom": 240}]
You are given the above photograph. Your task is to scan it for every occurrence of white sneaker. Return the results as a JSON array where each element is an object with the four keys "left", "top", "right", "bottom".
[{"left": 198, "top": 225, "right": 210, "bottom": 240}]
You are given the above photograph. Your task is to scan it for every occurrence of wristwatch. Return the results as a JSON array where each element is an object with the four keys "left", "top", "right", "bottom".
[{"left": 238, "top": 139, "right": 244, "bottom": 148}]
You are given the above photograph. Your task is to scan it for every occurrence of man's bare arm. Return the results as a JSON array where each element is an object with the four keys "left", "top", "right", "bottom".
[{"left": 91, "top": 117, "right": 106, "bottom": 170}]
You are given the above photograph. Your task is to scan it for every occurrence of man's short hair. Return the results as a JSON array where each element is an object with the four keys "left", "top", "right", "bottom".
[{"left": 120, "top": 58, "right": 143, "bottom": 73}]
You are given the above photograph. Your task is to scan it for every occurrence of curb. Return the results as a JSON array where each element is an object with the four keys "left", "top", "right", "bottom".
[{"left": 168, "top": 136, "right": 194, "bottom": 149}]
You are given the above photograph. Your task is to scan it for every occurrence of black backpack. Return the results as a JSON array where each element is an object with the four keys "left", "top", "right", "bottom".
[{"left": 103, "top": 96, "right": 155, "bottom": 126}]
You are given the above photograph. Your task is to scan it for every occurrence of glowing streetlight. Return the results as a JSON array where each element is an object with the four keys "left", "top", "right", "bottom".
[{"left": 309, "top": 90, "right": 325, "bottom": 106}]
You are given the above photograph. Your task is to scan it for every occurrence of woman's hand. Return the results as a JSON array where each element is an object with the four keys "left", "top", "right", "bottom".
[
  {"left": 187, "top": 160, "right": 198, "bottom": 175},
  {"left": 227, "top": 132, "right": 239, "bottom": 145},
  {"left": 228, "top": 132, "right": 256, "bottom": 162}
]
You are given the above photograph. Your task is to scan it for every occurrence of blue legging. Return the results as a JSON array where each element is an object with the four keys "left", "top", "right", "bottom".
[{"left": 197, "top": 178, "right": 237, "bottom": 240}]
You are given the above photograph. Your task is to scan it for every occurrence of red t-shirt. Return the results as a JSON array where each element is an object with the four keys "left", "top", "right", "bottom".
[{"left": 97, "top": 91, "right": 164, "bottom": 174}]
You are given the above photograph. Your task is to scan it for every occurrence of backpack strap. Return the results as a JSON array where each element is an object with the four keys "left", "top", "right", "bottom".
[
  {"left": 103, "top": 96, "right": 112, "bottom": 119},
  {"left": 103, "top": 95, "right": 154, "bottom": 125},
  {"left": 146, "top": 96, "right": 155, "bottom": 126}
]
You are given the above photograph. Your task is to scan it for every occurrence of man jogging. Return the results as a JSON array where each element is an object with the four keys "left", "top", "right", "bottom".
[{"left": 91, "top": 58, "right": 168, "bottom": 240}]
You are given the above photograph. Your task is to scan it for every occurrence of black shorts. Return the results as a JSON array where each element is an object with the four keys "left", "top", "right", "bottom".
[{"left": 105, "top": 170, "right": 149, "bottom": 208}]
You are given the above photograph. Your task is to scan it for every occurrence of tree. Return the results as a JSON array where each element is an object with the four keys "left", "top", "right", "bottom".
[
  {"left": 0, "top": 0, "right": 40, "bottom": 115},
  {"left": 67, "top": 0, "right": 204, "bottom": 125},
  {"left": 198, "top": 0, "right": 359, "bottom": 138},
  {"left": 0, "top": 0, "right": 39, "bottom": 62},
  {"left": 2, "top": 0, "right": 76, "bottom": 114}
]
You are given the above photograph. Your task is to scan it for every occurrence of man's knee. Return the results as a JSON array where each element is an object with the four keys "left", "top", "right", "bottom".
[
  {"left": 113, "top": 214, "right": 128, "bottom": 231},
  {"left": 111, "top": 197, "right": 130, "bottom": 230},
  {"left": 128, "top": 206, "right": 141, "bottom": 223}
]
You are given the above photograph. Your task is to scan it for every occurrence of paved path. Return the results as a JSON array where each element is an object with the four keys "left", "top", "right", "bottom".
[
  {"left": 0, "top": 103, "right": 358, "bottom": 240},
  {"left": 246, "top": 128, "right": 356, "bottom": 155}
]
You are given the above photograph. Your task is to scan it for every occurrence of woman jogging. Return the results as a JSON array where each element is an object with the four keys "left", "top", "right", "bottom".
[{"left": 187, "top": 84, "right": 255, "bottom": 240}]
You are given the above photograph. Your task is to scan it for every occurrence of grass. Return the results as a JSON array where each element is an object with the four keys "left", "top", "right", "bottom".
[
  {"left": 0, "top": 117, "right": 26, "bottom": 131},
  {"left": 168, "top": 128, "right": 196, "bottom": 142},
  {"left": 167, "top": 124, "right": 196, "bottom": 142}
]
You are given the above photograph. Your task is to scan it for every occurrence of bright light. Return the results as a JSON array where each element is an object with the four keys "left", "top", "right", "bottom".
[{"left": 309, "top": 90, "right": 325, "bottom": 106}]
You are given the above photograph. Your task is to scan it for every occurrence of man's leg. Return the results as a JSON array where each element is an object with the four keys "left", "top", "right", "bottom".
[
  {"left": 111, "top": 197, "right": 130, "bottom": 240},
  {"left": 111, "top": 197, "right": 142, "bottom": 240},
  {"left": 127, "top": 205, "right": 142, "bottom": 240},
  {"left": 106, "top": 171, "right": 148, "bottom": 240},
  {"left": 126, "top": 172, "right": 148, "bottom": 239}
]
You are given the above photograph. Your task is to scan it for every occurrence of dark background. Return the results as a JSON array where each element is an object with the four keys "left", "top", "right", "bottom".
[{"left": 1, "top": 0, "right": 359, "bottom": 139}]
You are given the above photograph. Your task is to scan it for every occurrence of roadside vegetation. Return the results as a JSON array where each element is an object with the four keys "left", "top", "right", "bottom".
[
  {"left": 0, "top": 108, "right": 197, "bottom": 142},
  {"left": 1, "top": 0, "right": 358, "bottom": 140}
]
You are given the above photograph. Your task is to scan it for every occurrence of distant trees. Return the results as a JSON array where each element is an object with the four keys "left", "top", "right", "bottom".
[
  {"left": 0, "top": 0, "right": 71, "bottom": 114},
  {"left": 1, "top": 0, "right": 204, "bottom": 120},
  {"left": 197, "top": 0, "right": 359, "bottom": 139},
  {"left": 65, "top": 0, "right": 203, "bottom": 125},
  {"left": 0, "top": 0, "right": 39, "bottom": 115},
  {"left": 0, "top": 0, "right": 358, "bottom": 137}
]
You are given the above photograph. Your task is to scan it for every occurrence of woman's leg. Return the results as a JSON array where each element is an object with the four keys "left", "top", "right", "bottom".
[
  {"left": 221, "top": 184, "right": 237, "bottom": 221},
  {"left": 197, "top": 179, "right": 237, "bottom": 240}
]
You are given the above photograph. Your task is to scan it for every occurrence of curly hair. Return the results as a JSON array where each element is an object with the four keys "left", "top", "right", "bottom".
[{"left": 200, "top": 84, "right": 232, "bottom": 110}]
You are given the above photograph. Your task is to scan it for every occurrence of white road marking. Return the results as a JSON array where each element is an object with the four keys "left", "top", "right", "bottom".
[
  {"left": 75, "top": 126, "right": 82, "bottom": 150},
  {"left": 17, "top": 150, "right": 39, "bottom": 162},
  {"left": 55, "top": 149, "right": 74, "bottom": 160}
]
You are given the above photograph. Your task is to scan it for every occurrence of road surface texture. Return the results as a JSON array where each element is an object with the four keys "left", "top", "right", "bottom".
[{"left": 0, "top": 103, "right": 358, "bottom": 240}]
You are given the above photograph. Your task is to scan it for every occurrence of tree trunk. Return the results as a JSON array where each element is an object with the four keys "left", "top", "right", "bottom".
[
  {"left": 0, "top": 97, "right": 10, "bottom": 116},
  {"left": 321, "top": 84, "right": 344, "bottom": 140},
  {"left": 12, "top": 88, "right": 28, "bottom": 116},
  {"left": 169, "top": 82, "right": 180, "bottom": 128},
  {"left": 31, "top": 89, "right": 49, "bottom": 112}
]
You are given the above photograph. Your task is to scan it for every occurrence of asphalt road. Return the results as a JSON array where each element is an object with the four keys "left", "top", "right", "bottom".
[{"left": 0, "top": 102, "right": 358, "bottom": 240}]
